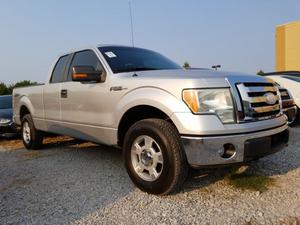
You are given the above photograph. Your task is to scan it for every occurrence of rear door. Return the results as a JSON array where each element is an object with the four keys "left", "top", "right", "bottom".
[{"left": 43, "top": 54, "right": 70, "bottom": 129}]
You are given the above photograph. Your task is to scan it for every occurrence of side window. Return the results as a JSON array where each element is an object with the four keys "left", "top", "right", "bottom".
[
  {"left": 67, "top": 50, "right": 104, "bottom": 81},
  {"left": 50, "top": 55, "right": 68, "bottom": 83}
]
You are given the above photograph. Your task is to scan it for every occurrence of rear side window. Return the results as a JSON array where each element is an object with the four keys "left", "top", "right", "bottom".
[
  {"left": 51, "top": 55, "right": 68, "bottom": 83},
  {"left": 67, "top": 50, "right": 103, "bottom": 81}
]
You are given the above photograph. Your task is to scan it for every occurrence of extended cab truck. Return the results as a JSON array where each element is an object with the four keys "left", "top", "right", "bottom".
[{"left": 13, "top": 45, "right": 289, "bottom": 195}]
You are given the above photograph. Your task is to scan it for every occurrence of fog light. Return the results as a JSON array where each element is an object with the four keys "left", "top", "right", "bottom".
[{"left": 220, "top": 143, "right": 236, "bottom": 159}]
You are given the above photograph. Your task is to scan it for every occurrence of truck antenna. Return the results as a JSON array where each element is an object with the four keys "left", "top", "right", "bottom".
[{"left": 129, "top": 1, "right": 135, "bottom": 47}]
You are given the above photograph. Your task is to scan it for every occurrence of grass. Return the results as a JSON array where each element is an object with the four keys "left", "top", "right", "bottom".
[
  {"left": 0, "top": 139, "right": 24, "bottom": 150},
  {"left": 225, "top": 168, "right": 274, "bottom": 192}
]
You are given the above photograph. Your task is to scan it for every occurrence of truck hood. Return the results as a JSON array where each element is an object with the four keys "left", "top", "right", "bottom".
[
  {"left": 117, "top": 69, "right": 271, "bottom": 88},
  {"left": 112, "top": 69, "right": 275, "bottom": 102},
  {"left": 127, "top": 69, "right": 256, "bottom": 79}
]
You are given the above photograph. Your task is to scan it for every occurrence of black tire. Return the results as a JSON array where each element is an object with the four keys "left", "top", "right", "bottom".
[
  {"left": 21, "top": 114, "right": 44, "bottom": 150},
  {"left": 123, "top": 118, "right": 188, "bottom": 195}
]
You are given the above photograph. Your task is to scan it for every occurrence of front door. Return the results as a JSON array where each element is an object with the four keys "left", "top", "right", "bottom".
[{"left": 60, "top": 50, "right": 114, "bottom": 144}]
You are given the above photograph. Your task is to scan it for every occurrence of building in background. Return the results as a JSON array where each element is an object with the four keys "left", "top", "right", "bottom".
[{"left": 276, "top": 20, "right": 300, "bottom": 71}]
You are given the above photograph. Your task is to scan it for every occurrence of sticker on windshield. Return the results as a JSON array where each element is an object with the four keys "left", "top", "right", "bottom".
[{"left": 105, "top": 51, "right": 117, "bottom": 58}]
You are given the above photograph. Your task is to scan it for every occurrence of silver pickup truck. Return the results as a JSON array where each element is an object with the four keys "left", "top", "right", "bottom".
[{"left": 13, "top": 45, "right": 289, "bottom": 195}]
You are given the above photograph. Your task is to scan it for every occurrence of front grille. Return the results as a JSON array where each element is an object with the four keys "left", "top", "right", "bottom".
[
  {"left": 279, "top": 88, "right": 291, "bottom": 100},
  {"left": 236, "top": 82, "right": 281, "bottom": 121}
]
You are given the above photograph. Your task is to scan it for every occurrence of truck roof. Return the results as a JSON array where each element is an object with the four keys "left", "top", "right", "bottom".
[{"left": 58, "top": 44, "right": 142, "bottom": 57}]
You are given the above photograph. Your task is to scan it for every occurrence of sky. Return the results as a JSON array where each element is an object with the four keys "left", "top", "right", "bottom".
[{"left": 0, "top": 0, "right": 299, "bottom": 84}]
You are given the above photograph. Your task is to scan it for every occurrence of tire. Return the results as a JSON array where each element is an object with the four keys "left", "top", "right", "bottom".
[
  {"left": 21, "top": 114, "right": 44, "bottom": 150},
  {"left": 123, "top": 118, "right": 188, "bottom": 195}
]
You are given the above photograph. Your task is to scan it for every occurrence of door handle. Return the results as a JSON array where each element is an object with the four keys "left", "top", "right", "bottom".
[{"left": 61, "top": 89, "right": 68, "bottom": 98}]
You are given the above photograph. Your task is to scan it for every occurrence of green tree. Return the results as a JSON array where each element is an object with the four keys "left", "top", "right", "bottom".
[
  {"left": 257, "top": 70, "right": 265, "bottom": 75},
  {"left": 0, "top": 82, "right": 10, "bottom": 95},
  {"left": 13, "top": 80, "right": 38, "bottom": 88},
  {"left": 183, "top": 61, "right": 191, "bottom": 69},
  {"left": 0, "top": 80, "right": 38, "bottom": 95},
  {"left": 8, "top": 80, "right": 38, "bottom": 94}
]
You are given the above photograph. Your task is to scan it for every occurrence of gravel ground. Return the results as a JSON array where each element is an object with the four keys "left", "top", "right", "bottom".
[{"left": 0, "top": 128, "right": 299, "bottom": 225}]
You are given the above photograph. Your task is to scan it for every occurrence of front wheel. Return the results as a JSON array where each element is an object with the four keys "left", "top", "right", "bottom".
[
  {"left": 22, "top": 114, "right": 44, "bottom": 150},
  {"left": 123, "top": 119, "right": 188, "bottom": 195}
]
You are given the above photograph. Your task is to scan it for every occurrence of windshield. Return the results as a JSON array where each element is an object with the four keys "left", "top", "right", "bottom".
[
  {"left": 0, "top": 96, "right": 12, "bottom": 109},
  {"left": 282, "top": 75, "right": 300, "bottom": 82},
  {"left": 99, "top": 46, "right": 181, "bottom": 73}
]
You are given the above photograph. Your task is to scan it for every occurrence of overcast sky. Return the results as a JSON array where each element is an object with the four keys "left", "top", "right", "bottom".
[{"left": 0, "top": 0, "right": 299, "bottom": 84}]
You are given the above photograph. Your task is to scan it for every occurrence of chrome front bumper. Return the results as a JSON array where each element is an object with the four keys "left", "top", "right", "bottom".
[{"left": 181, "top": 123, "right": 289, "bottom": 167}]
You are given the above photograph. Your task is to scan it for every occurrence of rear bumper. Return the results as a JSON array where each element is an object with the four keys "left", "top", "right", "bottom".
[
  {"left": 181, "top": 123, "right": 289, "bottom": 167},
  {"left": 282, "top": 105, "right": 297, "bottom": 124}
]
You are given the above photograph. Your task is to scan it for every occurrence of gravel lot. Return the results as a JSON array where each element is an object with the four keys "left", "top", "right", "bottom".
[{"left": 0, "top": 127, "right": 299, "bottom": 225}]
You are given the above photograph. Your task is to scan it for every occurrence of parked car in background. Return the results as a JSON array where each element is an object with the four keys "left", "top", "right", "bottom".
[
  {"left": 278, "top": 87, "right": 298, "bottom": 125},
  {"left": 0, "top": 95, "right": 18, "bottom": 137},
  {"left": 264, "top": 71, "right": 300, "bottom": 125},
  {"left": 13, "top": 45, "right": 289, "bottom": 195}
]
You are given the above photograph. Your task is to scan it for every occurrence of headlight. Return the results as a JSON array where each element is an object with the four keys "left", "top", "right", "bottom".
[
  {"left": 182, "top": 88, "right": 235, "bottom": 123},
  {"left": 0, "top": 118, "right": 11, "bottom": 124}
]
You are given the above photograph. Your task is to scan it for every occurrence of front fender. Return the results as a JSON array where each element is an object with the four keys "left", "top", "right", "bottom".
[{"left": 114, "top": 87, "right": 190, "bottom": 125}]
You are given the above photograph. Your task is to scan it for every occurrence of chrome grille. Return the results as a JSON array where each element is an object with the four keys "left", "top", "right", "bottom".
[
  {"left": 236, "top": 82, "right": 281, "bottom": 121},
  {"left": 279, "top": 88, "right": 291, "bottom": 100}
]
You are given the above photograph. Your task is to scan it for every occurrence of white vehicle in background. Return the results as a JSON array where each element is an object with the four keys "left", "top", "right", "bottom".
[
  {"left": 264, "top": 71, "right": 300, "bottom": 124},
  {"left": 278, "top": 87, "right": 298, "bottom": 125}
]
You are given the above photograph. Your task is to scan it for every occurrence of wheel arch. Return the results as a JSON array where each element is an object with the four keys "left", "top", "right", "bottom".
[
  {"left": 117, "top": 105, "right": 177, "bottom": 147},
  {"left": 20, "top": 105, "right": 31, "bottom": 121},
  {"left": 17, "top": 95, "right": 35, "bottom": 121},
  {"left": 115, "top": 87, "right": 189, "bottom": 147}
]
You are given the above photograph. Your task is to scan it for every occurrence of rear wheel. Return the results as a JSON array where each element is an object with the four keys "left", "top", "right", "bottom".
[
  {"left": 123, "top": 119, "right": 188, "bottom": 195},
  {"left": 22, "top": 114, "right": 44, "bottom": 150}
]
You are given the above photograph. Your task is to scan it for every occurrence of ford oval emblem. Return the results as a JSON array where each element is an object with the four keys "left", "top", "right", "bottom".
[{"left": 264, "top": 92, "right": 277, "bottom": 105}]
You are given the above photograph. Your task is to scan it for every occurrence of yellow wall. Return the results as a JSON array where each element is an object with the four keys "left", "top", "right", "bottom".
[{"left": 276, "top": 20, "right": 300, "bottom": 71}]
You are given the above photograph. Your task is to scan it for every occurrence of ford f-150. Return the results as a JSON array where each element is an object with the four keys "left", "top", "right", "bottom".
[{"left": 13, "top": 45, "right": 289, "bottom": 195}]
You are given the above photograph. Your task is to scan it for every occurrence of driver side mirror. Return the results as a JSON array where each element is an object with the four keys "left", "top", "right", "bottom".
[{"left": 71, "top": 66, "right": 106, "bottom": 83}]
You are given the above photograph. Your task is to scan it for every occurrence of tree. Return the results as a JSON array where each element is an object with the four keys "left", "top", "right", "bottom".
[
  {"left": 257, "top": 70, "right": 265, "bottom": 75},
  {"left": 13, "top": 80, "right": 38, "bottom": 88},
  {"left": 8, "top": 80, "right": 38, "bottom": 94},
  {"left": 183, "top": 61, "right": 191, "bottom": 69},
  {"left": 0, "top": 82, "right": 10, "bottom": 95},
  {"left": 0, "top": 80, "right": 38, "bottom": 95}
]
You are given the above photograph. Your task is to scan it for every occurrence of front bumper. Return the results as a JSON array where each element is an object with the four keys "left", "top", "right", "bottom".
[
  {"left": 181, "top": 123, "right": 289, "bottom": 167},
  {"left": 0, "top": 122, "right": 18, "bottom": 137}
]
